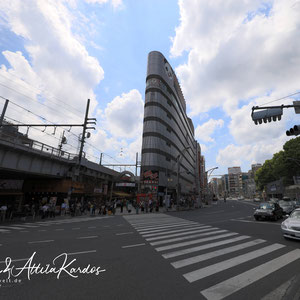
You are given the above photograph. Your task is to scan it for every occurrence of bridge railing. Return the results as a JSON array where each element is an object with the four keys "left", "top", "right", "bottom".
[{"left": 0, "top": 130, "right": 78, "bottom": 161}]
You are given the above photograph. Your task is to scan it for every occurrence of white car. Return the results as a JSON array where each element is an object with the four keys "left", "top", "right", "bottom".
[{"left": 281, "top": 208, "right": 300, "bottom": 240}]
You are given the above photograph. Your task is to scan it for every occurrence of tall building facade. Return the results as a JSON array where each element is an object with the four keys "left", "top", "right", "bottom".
[
  {"left": 140, "top": 51, "right": 198, "bottom": 200},
  {"left": 228, "top": 166, "right": 242, "bottom": 196}
]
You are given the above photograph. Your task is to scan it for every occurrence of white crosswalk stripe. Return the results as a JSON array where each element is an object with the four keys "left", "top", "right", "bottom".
[
  {"left": 135, "top": 222, "right": 197, "bottom": 232},
  {"left": 0, "top": 216, "right": 109, "bottom": 232},
  {"left": 201, "top": 249, "right": 300, "bottom": 300},
  {"left": 145, "top": 226, "right": 216, "bottom": 241},
  {"left": 183, "top": 243, "right": 285, "bottom": 283},
  {"left": 141, "top": 225, "right": 211, "bottom": 237},
  {"left": 171, "top": 239, "right": 266, "bottom": 269},
  {"left": 124, "top": 213, "right": 300, "bottom": 300},
  {"left": 150, "top": 230, "right": 229, "bottom": 246}
]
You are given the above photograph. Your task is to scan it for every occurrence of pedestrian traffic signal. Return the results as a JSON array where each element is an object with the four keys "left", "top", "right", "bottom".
[
  {"left": 251, "top": 107, "right": 283, "bottom": 125},
  {"left": 286, "top": 125, "right": 300, "bottom": 136}
]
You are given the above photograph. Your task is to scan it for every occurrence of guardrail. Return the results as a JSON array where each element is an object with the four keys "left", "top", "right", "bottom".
[{"left": 0, "top": 131, "right": 77, "bottom": 161}]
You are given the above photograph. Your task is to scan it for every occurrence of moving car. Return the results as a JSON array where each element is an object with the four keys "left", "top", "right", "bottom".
[
  {"left": 278, "top": 200, "right": 295, "bottom": 215},
  {"left": 281, "top": 208, "right": 300, "bottom": 240},
  {"left": 254, "top": 202, "right": 283, "bottom": 221}
]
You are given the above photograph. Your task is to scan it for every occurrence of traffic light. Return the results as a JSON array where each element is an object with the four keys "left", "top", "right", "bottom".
[
  {"left": 252, "top": 107, "right": 283, "bottom": 125},
  {"left": 286, "top": 125, "right": 300, "bottom": 136}
]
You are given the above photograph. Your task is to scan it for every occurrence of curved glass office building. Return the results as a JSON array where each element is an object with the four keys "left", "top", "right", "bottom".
[{"left": 141, "top": 51, "right": 198, "bottom": 201}]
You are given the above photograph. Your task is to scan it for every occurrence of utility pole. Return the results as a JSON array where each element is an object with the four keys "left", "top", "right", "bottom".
[
  {"left": 0, "top": 99, "right": 9, "bottom": 126},
  {"left": 100, "top": 153, "right": 103, "bottom": 165},
  {"left": 78, "top": 99, "right": 96, "bottom": 164},
  {"left": 135, "top": 152, "right": 138, "bottom": 176}
]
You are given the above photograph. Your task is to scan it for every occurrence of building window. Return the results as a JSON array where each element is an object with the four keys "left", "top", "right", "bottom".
[
  {"left": 166, "top": 142, "right": 171, "bottom": 147},
  {"left": 167, "top": 113, "right": 172, "bottom": 119},
  {"left": 166, "top": 127, "right": 172, "bottom": 133},
  {"left": 167, "top": 100, "right": 172, "bottom": 106},
  {"left": 166, "top": 156, "right": 171, "bottom": 162},
  {"left": 150, "top": 92, "right": 156, "bottom": 101}
]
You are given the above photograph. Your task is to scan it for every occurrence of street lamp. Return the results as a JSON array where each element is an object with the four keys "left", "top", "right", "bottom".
[{"left": 205, "top": 167, "right": 218, "bottom": 204}]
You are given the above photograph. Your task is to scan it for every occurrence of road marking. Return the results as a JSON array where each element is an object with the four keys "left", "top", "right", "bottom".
[
  {"left": 0, "top": 229, "right": 10, "bottom": 232},
  {"left": 116, "top": 232, "right": 134, "bottom": 235},
  {"left": 77, "top": 236, "right": 98, "bottom": 239},
  {"left": 12, "top": 224, "right": 38, "bottom": 228},
  {"left": 0, "top": 226, "right": 24, "bottom": 230},
  {"left": 183, "top": 243, "right": 285, "bottom": 283},
  {"left": 135, "top": 222, "right": 197, "bottom": 231},
  {"left": 0, "top": 257, "right": 30, "bottom": 264},
  {"left": 156, "top": 232, "right": 239, "bottom": 252},
  {"left": 142, "top": 225, "right": 211, "bottom": 237},
  {"left": 201, "top": 249, "right": 300, "bottom": 300},
  {"left": 28, "top": 240, "right": 54, "bottom": 244},
  {"left": 67, "top": 250, "right": 97, "bottom": 255},
  {"left": 138, "top": 224, "right": 199, "bottom": 234},
  {"left": 150, "top": 230, "right": 228, "bottom": 246},
  {"left": 146, "top": 227, "right": 218, "bottom": 241},
  {"left": 172, "top": 239, "right": 266, "bottom": 269},
  {"left": 230, "top": 219, "right": 282, "bottom": 225},
  {"left": 162, "top": 235, "right": 250, "bottom": 259},
  {"left": 205, "top": 210, "right": 225, "bottom": 215},
  {"left": 122, "top": 243, "right": 146, "bottom": 249}
]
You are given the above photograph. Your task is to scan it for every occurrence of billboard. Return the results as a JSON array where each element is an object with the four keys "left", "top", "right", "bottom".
[{"left": 143, "top": 170, "right": 159, "bottom": 184}]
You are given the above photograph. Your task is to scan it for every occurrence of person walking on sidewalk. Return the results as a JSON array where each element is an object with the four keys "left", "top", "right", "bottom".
[{"left": 0, "top": 204, "right": 7, "bottom": 222}]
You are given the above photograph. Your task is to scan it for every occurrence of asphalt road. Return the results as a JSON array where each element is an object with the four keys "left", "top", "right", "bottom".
[{"left": 0, "top": 200, "right": 300, "bottom": 300}]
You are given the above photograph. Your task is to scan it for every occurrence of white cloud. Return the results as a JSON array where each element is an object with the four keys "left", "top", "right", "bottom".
[
  {"left": 172, "top": 0, "right": 300, "bottom": 116},
  {"left": 0, "top": 0, "right": 104, "bottom": 150},
  {"left": 103, "top": 89, "right": 144, "bottom": 139},
  {"left": 84, "top": 0, "right": 123, "bottom": 9},
  {"left": 171, "top": 0, "right": 300, "bottom": 170},
  {"left": 195, "top": 118, "right": 224, "bottom": 142}
]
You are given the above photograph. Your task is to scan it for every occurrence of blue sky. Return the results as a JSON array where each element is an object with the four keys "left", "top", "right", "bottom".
[{"left": 0, "top": 0, "right": 299, "bottom": 177}]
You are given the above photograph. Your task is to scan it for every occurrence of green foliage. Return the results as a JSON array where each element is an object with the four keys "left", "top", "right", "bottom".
[{"left": 255, "top": 137, "right": 300, "bottom": 190}]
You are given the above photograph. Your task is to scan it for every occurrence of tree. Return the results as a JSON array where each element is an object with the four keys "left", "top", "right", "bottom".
[{"left": 255, "top": 137, "right": 300, "bottom": 190}]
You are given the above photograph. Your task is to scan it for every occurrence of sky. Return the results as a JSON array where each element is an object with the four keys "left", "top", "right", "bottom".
[{"left": 0, "top": 0, "right": 299, "bottom": 177}]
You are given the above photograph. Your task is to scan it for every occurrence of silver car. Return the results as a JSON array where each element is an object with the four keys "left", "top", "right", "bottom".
[
  {"left": 281, "top": 209, "right": 300, "bottom": 240},
  {"left": 278, "top": 200, "right": 295, "bottom": 215}
]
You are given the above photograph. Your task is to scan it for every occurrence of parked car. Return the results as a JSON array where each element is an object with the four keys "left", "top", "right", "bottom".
[
  {"left": 278, "top": 200, "right": 295, "bottom": 215},
  {"left": 294, "top": 200, "right": 300, "bottom": 208},
  {"left": 254, "top": 202, "right": 283, "bottom": 221},
  {"left": 237, "top": 196, "right": 244, "bottom": 200},
  {"left": 269, "top": 198, "right": 279, "bottom": 203},
  {"left": 253, "top": 198, "right": 261, "bottom": 202},
  {"left": 281, "top": 208, "right": 300, "bottom": 240}
]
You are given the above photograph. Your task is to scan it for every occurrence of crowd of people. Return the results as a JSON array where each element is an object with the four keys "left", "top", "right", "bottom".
[{"left": 0, "top": 194, "right": 199, "bottom": 222}]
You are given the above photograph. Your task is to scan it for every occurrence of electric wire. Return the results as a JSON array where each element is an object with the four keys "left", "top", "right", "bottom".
[
  {"left": 0, "top": 72, "right": 83, "bottom": 117},
  {"left": 260, "top": 91, "right": 300, "bottom": 107},
  {"left": 0, "top": 82, "right": 82, "bottom": 122}
]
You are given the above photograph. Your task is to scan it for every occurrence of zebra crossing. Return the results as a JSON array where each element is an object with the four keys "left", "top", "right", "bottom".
[
  {"left": 0, "top": 216, "right": 109, "bottom": 233},
  {"left": 124, "top": 214, "right": 300, "bottom": 300}
]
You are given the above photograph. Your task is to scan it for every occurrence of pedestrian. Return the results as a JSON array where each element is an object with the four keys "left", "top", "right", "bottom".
[
  {"left": 42, "top": 204, "right": 48, "bottom": 219},
  {"left": 31, "top": 204, "right": 36, "bottom": 220},
  {"left": 224, "top": 195, "right": 226, "bottom": 203},
  {"left": 149, "top": 199, "right": 153, "bottom": 213},
  {"left": 0, "top": 204, "right": 7, "bottom": 222},
  {"left": 112, "top": 201, "right": 116, "bottom": 215},
  {"left": 120, "top": 200, "right": 124, "bottom": 213}
]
